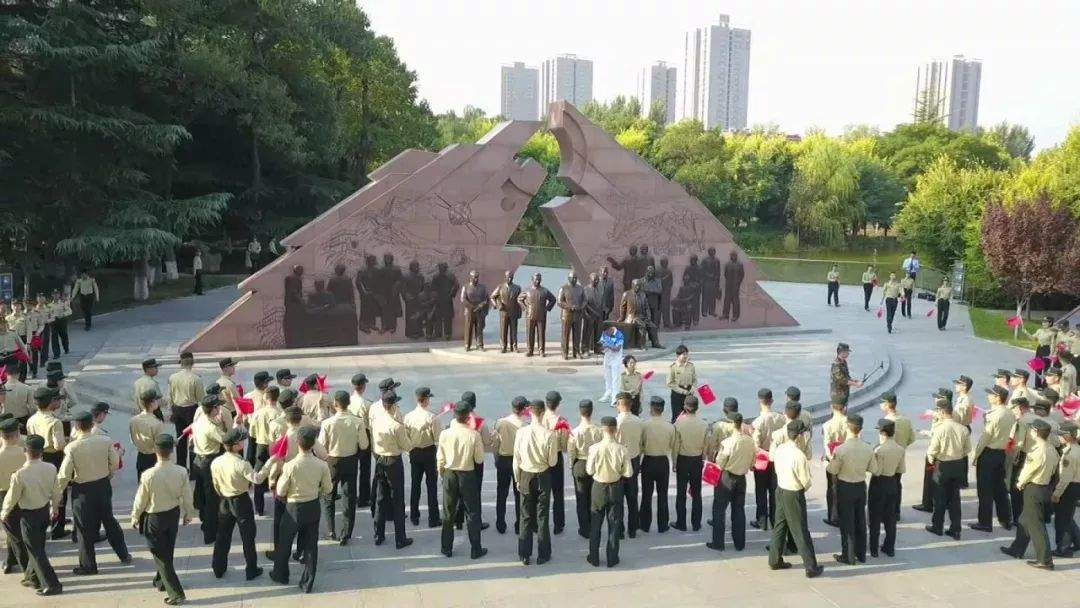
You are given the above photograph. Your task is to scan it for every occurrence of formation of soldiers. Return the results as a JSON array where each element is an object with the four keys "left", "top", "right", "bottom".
[
  {"left": 0, "top": 332, "right": 1076, "bottom": 601},
  {"left": 1, "top": 293, "right": 74, "bottom": 382}
]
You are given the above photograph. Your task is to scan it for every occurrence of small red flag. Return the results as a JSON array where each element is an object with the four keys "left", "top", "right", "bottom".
[
  {"left": 271, "top": 435, "right": 289, "bottom": 459},
  {"left": 1059, "top": 396, "right": 1080, "bottom": 418},
  {"left": 875, "top": 307, "right": 884, "bottom": 319},
  {"left": 113, "top": 442, "right": 124, "bottom": 470},
  {"left": 181, "top": 424, "right": 194, "bottom": 438},
  {"left": 1005, "top": 315, "right": 1023, "bottom": 328},
  {"left": 437, "top": 402, "right": 454, "bottom": 416},
  {"left": 554, "top": 417, "right": 572, "bottom": 432},
  {"left": 702, "top": 461, "right": 722, "bottom": 486},
  {"left": 642, "top": 370, "right": 655, "bottom": 381},
  {"left": 1027, "top": 357, "right": 1045, "bottom": 373},
  {"left": 13, "top": 347, "right": 29, "bottom": 363},
  {"left": 0, "top": 364, "right": 7, "bottom": 384},
  {"left": 29, "top": 334, "right": 42, "bottom": 350},
  {"left": 297, "top": 374, "right": 328, "bottom": 394},
  {"left": 234, "top": 397, "right": 255, "bottom": 415},
  {"left": 871, "top": 277, "right": 879, "bottom": 287},
  {"left": 925, "top": 307, "right": 936, "bottom": 318},
  {"left": 918, "top": 409, "right": 935, "bottom": 421},
  {"left": 471, "top": 415, "right": 485, "bottom": 431},
  {"left": 827, "top": 440, "right": 842, "bottom": 456},
  {"left": 696, "top": 384, "right": 716, "bottom": 406},
  {"left": 972, "top": 405, "right": 986, "bottom": 420},
  {"left": 753, "top": 449, "right": 770, "bottom": 472},
  {"left": 1005, "top": 437, "right": 1016, "bottom": 454},
  {"left": 236, "top": 384, "right": 245, "bottom": 398}
]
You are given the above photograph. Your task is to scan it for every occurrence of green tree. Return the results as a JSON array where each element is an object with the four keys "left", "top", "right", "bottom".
[
  {"left": 984, "top": 122, "right": 1035, "bottom": 161},
  {"left": 785, "top": 135, "right": 863, "bottom": 245},
  {"left": 854, "top": 157, "right": 906, "bottom": 234},
  {"left": 1007, "top": 126, "right": 1080, "bottom": 217},
  {"left": 876, "top": 122, "right": 1012, "bottom": 188}
]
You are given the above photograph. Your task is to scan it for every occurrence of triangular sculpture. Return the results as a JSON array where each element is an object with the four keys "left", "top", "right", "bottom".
[
  {"left": 183, "top": 121, "right": 545, "bottom": 351},
  {"left": 540, "top": 102, "right": 796, "bottom": 331}
]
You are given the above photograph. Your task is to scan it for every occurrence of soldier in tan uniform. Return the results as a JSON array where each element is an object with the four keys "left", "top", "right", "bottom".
[
  {"left": 347, "top": 373, "right": 374, "bottom": 509},
  {"left": 881, "top": 272, "right": 901, "bottom": 333},
  {"left": 493, "top": 396, "right": 527, "bottom": 535},
  {"left": 971, "top": 385, "right": 1016, "bottom": 532},
  {"left": 370, "top": 390, "right": 413, "bottom": 549},
  {"left": 512, "top": 399, "right": 558, "bottom": 565},
  {"left": 130, "top": 390, "right": 166, "bottom": 479},
  {"left": 586, "top": 416, "right": 632, "bottom": 567},
  {"left": 1001, "top": 418, "right": 1058, "bottom": 569},
  {"left": 25, "top": 387, "right": 67, "bottom": 539},
  {"left": 0, "top": 417, "right": 27, "bottom": 574},
  {"left": 751, "top": 389, "right": 785, "bottom": 530},
  {"left": 899, "top": 273, "right": 915, "bottom": 318},
  {"left": 709, "top": 412, "right": 755, "bottom": 551},
  {"left": 666, "top": 345, "right": 696, "bottom": 423},
  {"left": 771, "top": 400, "right": 812, "bottom": 461},
  {"left": 541, "top": 390, "right": 569, "bottom": 534},
  {"left": 191, "top": 394, "right": 226, "bottom": 545},
  {"left": 672, "top": 394, "right": 708, "bottom": 531},
  {"left": 826, "top": 414, "right": 876, "bottom": 565},
  {"left": 954, "top": 375, "right": 975, "bottom": 487},
  {"left": 211, "top": 428, "right": 273, "bottom": 580},
  {"left": 925, "top": 399, "right": 970, "bottom": 540},
  {"left": 878, "top": 392, "right": 912, "bottom": 517},
  {"left": 268, "top": 426, "right": 332, "bottom": 592},
  {"left": 437, "top": 401, "right": 487, "bottom": 559},
  {"left": 1051, "top": 421, "right": 1079, "bottom": 557},
  {"left": 403, "top": 387, "right": 441, "bottom": 528},
  {"left": 134, "top": 358, "right": 163, "bottom": 416},
  {"left": 1008, "top": 395, "right": 1036, "bottom": 526},
  {"left": 767, "top": 420, "right": 823, "bottom": 578},
  {"left": 821, "top": 399, "right": 848, "bottom": 527},
  {"left": 639, "top": 396, "right": 675, "bottom": 533},
  {"left": 55, "top": 410, "right": 131, "bottom": 574},
  {"left": 615, "top": 392, "right": 644, "bottom": 538},
  {"left": 869, "top": 419, "right": 905, "bottom": 557},
  {"left": 215, "top": 358, "right": 240, "bottom": 419},
  {"left": 318, "top": 391, "right": 367, "bottom": 544},
  {"left": 168, "top": 352, "right": 204, "bottom": 470},
  {"left": 248, "top": 386, "right": 281, "bottom": 516},
  {"left": 568, "top": 399, "right": 603, "bottom": 539},
  {"left": 1, "top": 434, "right": 62, "bottom": 596},
  {"left": 1, "top": 374, "right": 33, "bottom": 432}
]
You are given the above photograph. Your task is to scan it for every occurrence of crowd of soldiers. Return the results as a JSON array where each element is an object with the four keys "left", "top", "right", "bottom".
[
  {"left": 0, "top": 333, "right": 1077, "bottom": 601},
  {"left": 0, "top": 293, "right": 74, "bottom": 382}
]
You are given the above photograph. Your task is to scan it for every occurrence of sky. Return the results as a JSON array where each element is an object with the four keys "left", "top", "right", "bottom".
[{"left": 359, "top": 0, "right": 1080, "bottom": 150}]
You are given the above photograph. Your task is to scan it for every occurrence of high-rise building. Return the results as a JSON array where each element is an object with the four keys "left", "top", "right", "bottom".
[
  {"left": 541, "top": 54, "right": 593, "bottom": 114},
  {"left": 681, "top": 14, "right": 751, "bottom": 131},
  {"left": 500, "top": 61, "right": 539, "bottom": 121},
  {"left": 914, "top": 55, "right": 982, "bottom": 132},
  {"left": 638, "top": 61, "right": 678, "bottom": 124}
]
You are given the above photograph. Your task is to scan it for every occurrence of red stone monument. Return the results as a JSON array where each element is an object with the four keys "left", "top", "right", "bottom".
[{"left": 540, "top": 102, "right": 796, "bottom": 331}]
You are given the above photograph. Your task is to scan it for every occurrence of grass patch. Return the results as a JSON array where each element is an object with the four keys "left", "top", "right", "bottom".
[
  {"left": 92, "top": 270, "right": 244, "bottom": 315},
  {"left": 968, "top": 307, "right": 1038, "bottom": 350}
]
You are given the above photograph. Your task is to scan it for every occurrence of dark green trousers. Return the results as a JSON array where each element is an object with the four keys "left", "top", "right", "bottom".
[
  {"left": 20, "top": 506, "right": 60, "bottom": 592},
  {"left": 518, "top": 469, "right": 552, "bottom": 560},
  {"left": 145, "top": 507, "right": 183, "bottom": 601},
  {"left": 588, "top": 480, "right": 624, "bottom": 566},
  {"left": 768, "top": 488, "right": 819, "bottom": 573},
  {"left": 1008, "top": 483, "right": 1052, "bottom": 564},
  {"left": 441, "top": 469, "right": 482, "bottom": 555}
]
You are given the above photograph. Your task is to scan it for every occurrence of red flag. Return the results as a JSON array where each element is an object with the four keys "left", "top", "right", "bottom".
[
  {"left": 297, "top": 374, "right": 329, "bottom": 394},
  {"left": 1027, "top": 357, "right": 1045, "bottom": 373},
  {"left": 1005, "top": 315, "right": 1023, "bottom": 328},
  {"left": 13, "top": 347, "right": 29, "bottom": 363},
  {"left": 972, "top": 405, "right": 986, "bottom": 421},
  {"left": 437, "top": 402, "right": 455, "bottom": 416},
  {"left": 554, "top": 417, "right": 572, "bottom": 432},
  {"left": 113, "top": 442, "right": 124, "bottom": 470},
  {"left": 271, "top": 435, "right": 289, "bottom": 459},
  {"left": 29, "top": 334, "right": 42, "bottom": 350},
  {"left": 234, "top": 397, "right": 255, "bottom": 415},
  {"left": 875, "top": 307, "right": 884, "bottom": 319},
  {"left": 925, "top": 307, "right": 936, "bottom": 318},
  {"left": 642, "top": 370, "right": 655, "bottom": 381},
  {"left": 918, "top": 409, "right": 935, "bottom": 422},
  {"left": 1005, "top": 437, "right": 1016, "bottom": 454},
  {"left": 871, "top": 277, "right": 879, "bottom": 287},
  {"left": 236, "top": 384, "right": 245, "bottom": 398},
  {"left": 522, "top": 410, "right": 532, "bottom": 420},
  {"left": 0, "top": 364, "right": 7, "bottom": 384},
  {"left": 827, "top": 440, "right": 842, "bottom": 456},
  {"left": 471, "top": 415, "right": 485, "bottom": 431},
  {"left": 702, "top": 461, "right": 722, "bottom": 486},
  {"left": 181, "top": 424, "right": 194, "bottom": 438},
  {"left": 696, "top": 384, "right": 716, "bottom": 406},
  {"left": 1059, "top": 396, "right": 1080, "bottom": 418},
  {"left": 753, "top": 449, "right": 770, "bottom": 472}
]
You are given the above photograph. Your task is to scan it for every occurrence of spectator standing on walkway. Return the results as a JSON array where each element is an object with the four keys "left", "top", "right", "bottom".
[
  {"left": 902, "top": 251, "right": 920, "bottom": 280},
  {"left": 71, "top": 270, "right": 99, "bottom": 331}
]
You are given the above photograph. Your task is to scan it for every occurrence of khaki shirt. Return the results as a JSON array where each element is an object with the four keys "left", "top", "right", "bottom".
[
  {"left": 318, "top": 411, "right": 368, "bottom": 457},
  {"left": 586, "top": 436, "right": 632, "bottom": 483},
  {"left": 618, "top": 372, "right": 643, "bottom": 396},
  {"left": 873, "top": 439, "right": 906, "bottom": 477},
  {"left": 861, "top": 271, "right": 876, "bottom": 284},
  {"left": 540, "top": 410, "right": 569, "bottom": 452},
  {"left": 826, "top": 436, "right": 877, "bottom": 483},
  {"left": 493, "top": 414, "right": 526, "bottom": 457},
  {"left": 822, "top": 412, "right": 848, "bottom": 458},
  {"left": 131, "top": 460, "right": 193, "bottom": 524},
  {"left": 0, "top": 460, "right": 57, "bottom": 519},
  {"left": 953, "top": 393, "right": 974, "bottom": 425},
  {"left": 56, "top": 434, "right": 120, "bottom": 499},
  {"left": 191, "top": 416, "right": 225, "bottom": 456},
  {"left": 211, "top": 452, "right": 270, "bottom": 498},
  {"left": 23, "top": 309, "right": 43, "bottom": 334},
  {"left": 882, "top": 279, "right": 901, "bottom": 298},
  {"left": 273, "top": 425, "right": 328, "bottom": 464},
  {"left": 277, "top": 452, "right": 332, "bottom": 503},
  {"left": 70, "top": 423, "right": 103, "bottom": 442},
  {"left": 249, "top": 387, "right": 269, "bottom": 412},
  {"left": 827, "top": 270, "right": 839, "bottom": 282},
  {"left": 0, "top": 330, "right": 25, "bottom": 354},
  {"left": 403, "top": 405, "right": 442, "bottom": 449},
  {"left": 666, "top": 361, "right": 696, "bottom": 395},
  {"left": 216, "top": 375, "right": 240, "bottom": 415},
  {"left": 1, "top": 379, "right": 34, "bottom": 419},
  {"left": 1053, "top": 443, "right": 1078, "bottom": 500},
  {"left": 168, "top": 369, "right": 205, "bottom": 407},
  {"left": 567, "top": 420, "right": 604, "bottom": 461},
  {"left": 972, "top": 405, "right": 1016, "bottom": 461},
  {"left": 512, "top": 424, "right": 558, "bottom": 474},
  {"left": 641, "top": 416, "right": 676, "bottom": 457},
  {"left": 616, "top": 412, "right": 644, "bottom": 459},
  {"left": 4, "top": 313, "right": 26, "bottom": 337},
  {"left": 347, "top": 392, "right": 371, "bottom": 421},
  {"left": 194, "top": 406, "right": 234, "bottom": 433},
  {"left": 1017, "top": 440, "right": 1059, "bottom": 489},
  {"left": 134, "top": 375, "right": 162, "bottom": 412},
  {"left": 52, "top": 299, "right": 72, "bottom": 318},
  {"left": 1010, "top": 385, "right": 1037, "bottom": 409},
  {"left": 26, "top": 411, "right": 65, "bottom": 453},
  {"left": 752, "top": 410, "right": 787, "bottom": 451},
  {"left": 885, "top": 412, "right": 914, "bottom": 448},
  {"left": 299, "top": 390, "right": 332, "bottom": 423},
  {"left": 370, "top": 412, "right": 413, "bottom": 457},
  {"left": 771, "top": 419, "right": 812, "bottom": 460},
  {"left": 927, "top": 419, "right": 971, "bottom": 463},
  {"left": 0, "top": 443, "right": 25, "bottom": 492},
  {"left": 900, "top": 276, "right": 915, "bottom": 291},
  {"left": 129, "top": 412, "right": 165, "bottom": 454},
  {"left": 673, "top": 414, "right": 709, "bottom": 457},
  {"left": 715, "top": 433, "right": 756, "bottom": 476},
  {"left": 249, "top": 404, "right": 283, "bottom": 445},
  {"left": 72, "top": 277, "right": 99, "bottom": 298},
  {"left": 1013, "top": 412, "right": 1041, "bottom": 453},
  {"left": 773, "top": 442, "right": 812, "bottom": 492},
  {"left": 436, "top": 420, "right": 484, "bottom": 472},
  {"left": 936, "top": 285, "right": 952, "bottom": 300}
]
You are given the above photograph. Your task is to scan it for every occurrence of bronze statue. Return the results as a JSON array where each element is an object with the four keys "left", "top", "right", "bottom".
[
  {"left": 721, "top": 250, "right": 745, "bottom": 321},
  {"left": 598, "top": 266, "right": 615, "bottom": 320},
  {"left": 489, "top": 271, "right": 522, "bottom": 353},
  {"left": 639, "top": 245, "right": 656, "bottom": 276},
  {"left": 700, "top": 247, "right": 722, "bottom": 318},
  {"left": 283, "top": 265, "right": 305, "bottom": 348},
  {"left": 657, "top": 257, "right": 674, "bottom": 328},
  {"left": 642, "top": 266, "right": 663, "bottom": 327},
  {"left": 328, "top": 264, "right": 359, "bottom": 345},
  {"left": 607, "top": 245, "right": 642, "bottom": 292},
  {"left": 684, "top": 254, "right": 702, "bottom": 326},
  {"left": 354, "top": 255, "right": 380, "bottom": 334},
  {"left": 582, "top": 272, "right": 605, "bottom": 355},
  {"left": 401, "top": 261, "right": 425, "bottom": 339},
  {"left": 460, "top": 270, "right": 489, "bottom": 351},
  {"left": 557, "top": 270, "right": 586, "bottom": 359},
  {"left": 378, "top": 253, "right": 403, "bottom": 334},
  {"left": 619, "top": 278, "right": 662, "bottom": 349},
  {"left": 517, "top": 272, "right": 555, "bottom": 357},
  {"left": 671, "top": 272, "right": 696, "bottom": 329},
  {"left": 429, "top": 262, "right": 458, "bottom": 340}
]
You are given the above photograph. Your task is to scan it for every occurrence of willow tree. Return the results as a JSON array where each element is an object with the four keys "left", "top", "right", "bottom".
[{"left": 785, "top": 135, "right": 862, "bottom": 246}]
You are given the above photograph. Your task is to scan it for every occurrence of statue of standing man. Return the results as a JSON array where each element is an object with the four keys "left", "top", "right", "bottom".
[
  {"left": 460, "top": 270, "right": 489, "bottom": 351},
  {"left": 557, "top": 271, "right": 586, "bottom": 360},
  {"left": 489, "top": 271, "right": 522, "bottom": 353},
  {"left": 518, "top": 272, "right": 556, "bottom": 357}
]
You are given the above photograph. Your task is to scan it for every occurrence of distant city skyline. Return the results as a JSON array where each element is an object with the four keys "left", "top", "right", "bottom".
[
  {"left": 500, "top": 61, "right": 539, "bottom": 120},
  {"left": 360, "top": 1, "right": 1080, "bottom": 150},
  {"left": 681, "top": 14, "right": 751, "bottom": 130},
  {"left": 915, "top": 56, "right": 982, "bottom": 132},
  {"left": 541, "top": 54, "right": 593, "bottom": 114},
  {"left": 638, "top": 61, "right": 678, "bottom": 124}
]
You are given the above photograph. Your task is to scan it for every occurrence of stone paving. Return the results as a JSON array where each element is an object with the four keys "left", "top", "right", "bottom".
[{"left": 3, "top": 272, "right": 1076, "bottom": 608}]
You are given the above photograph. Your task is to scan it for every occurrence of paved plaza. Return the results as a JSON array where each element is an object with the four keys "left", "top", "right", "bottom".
[{"left": 3, "top": 270, "right": 1076, "bottom": 607}]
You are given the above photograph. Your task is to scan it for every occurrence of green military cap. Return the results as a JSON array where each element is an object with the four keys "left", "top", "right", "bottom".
[
  {"left": 787, "top": 419, "right": 807, "bottom": 436},
  {"left": 1011, "top": 369, "right": 1030, "bottom": 380},
  {"left": 993, "top": 369, "right": 1011, "bottom": 379},
  {"left": 1029, "top": 418, "right": 1051, "bottom": 433},
  {"left": 297, "top": 426, "right": 319, "bottom": 443},
  {"left": 875, "top": 418, "right": 895, "bottom": 432},
  {"left": 454, "top": 401, "right": 471, "bottom": 415},
  {"left": 201, "top": 394, "right": 221, "bottom": 408},
  {"left": 141, "top": 358, "right": 160, "bottom": 370},
  {"left": 600, "top": 416, "right": 617, "bottom": 428},
  {"left": 277, "top": 368, "right": 298, "bottom": 381},
  {"left": 0, "top": 418, "right": 19, "bottom": 433},
  {"left": 953, "top": 375, "right": 973, "bottom": 388},
  {"left": 722, "top": 397, "right": 738, "bottom": 411},
  {"left": 73, "top": 410, "right": 93, "bottom": 424},
  {"left": 933, "top": 387, "right": 953, "bottom": 401},
  {"left": 333, "top": 390, "right": 350, "bottom": 405},
  {"left": 1039, "top": 388, "right": 1060, "bottom": 404},
  {"left": 378, "top": 377, "right": 401, "bottom": 391},
  {"left": 141, "top": 389, "right": 161, "bottom": 403},
  {"left": 222, "top": 428, "right": 247, "bottom": 446},
  {"left": 1010, "top": 396, "right": 1030, "bottom": 407},
  {"left": 350, "top": 372, "right": 367, "bottom": 386},
  {"left": 219, "top": 357, "right": 237, "bottom": 369},
  {"left": 155, "top": 433, "right": 175, "bottom": 449},
  {"left": 46, "top": 370, "right": 65, "bottom": 382},
  {"left": 511, "top": 396, "right": 529, "bottom": 409},
  {"left": 1045, "top": 367, "right": 1063, "bottom": 377},
  {"left": 1058, "top": 421, "right": 1078, "bottom": 437},
  {"left": 785, "top": 386, "right": 801, "bottom": 400},
  {"left": 846, "top": 413, "right": 864, "bottom": 427},
  {"left": 985, "top": 386, "right": 1009, "bottom": 401},
  {"left": 253, "top": 371, "right": 272, "bottom": 384},
  {"left": 460, "top": 391, "right": 477, "bottom": 406},
  {"left": 25, "top": 434, "right": 45, "bottom": 451},
  {"left": 880, "top": 391, "right": 897, "bottom": 403},
  {"left": 415, "top": 387, "right": 434, "bottom": 400},
  {"left": 934, "top": 398, "right": 951, "bottom": 411},
  {"left": 1031, "top": 400, "right": 1050, "bottom": 414},
  {"left": 92, "top": 402, "right": 111, "bottom": 415},
  {"left": 545, "top": 390, "right": 561, "bottom": 404},
  {"left": 381, "top": 390, "right": 401, "bottom": 405},
  {"left": 578, "top": 399, "right": 593, "bottom": 410},
  {"left": 45, "top": 361, "right": 63, "bottom": 373},
  {"left": 304, "top": 373, "right": 319, "bottom": 385},
  {"left": 279, "top": 388, "right": 299, "bottom": 405},
  {"left": 837, "top": 342, "right": 851, "bottom": 352},
  {"left": 32, "top": 386, "right": 59, "bottom": 403},
  {"left": 757, "top": 388, "right": 773, "bottom": 400}
]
